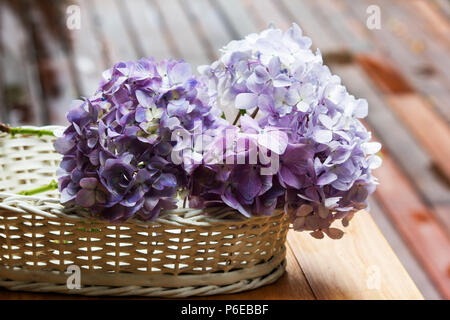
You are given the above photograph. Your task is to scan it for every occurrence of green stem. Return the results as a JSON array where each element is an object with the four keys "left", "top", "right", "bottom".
[
  {"left": 0, "top": 123, "right": 54, "bottom": 137},
  {"left": 18, "top": 180, "right": 58, "bottom": 196}
]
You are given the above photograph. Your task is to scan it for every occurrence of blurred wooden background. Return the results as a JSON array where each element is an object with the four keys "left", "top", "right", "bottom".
[{"left": 0, "top": 0, "right": 449, "bottom": 299}]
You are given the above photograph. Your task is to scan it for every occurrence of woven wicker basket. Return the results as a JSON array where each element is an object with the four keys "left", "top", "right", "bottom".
[{"left": 0, "top": 127, "right": 289, "bottom": 297}]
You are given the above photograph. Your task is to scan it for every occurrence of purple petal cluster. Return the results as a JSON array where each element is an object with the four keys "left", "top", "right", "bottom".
[
  {"left": 197, "top": 24, "right": 382, "bottom": 236},
  {"left": 189, "top": 118, "right": 287, "bottom": 217},
  {"left": 55, "top": 58, "right": 225, "bottom": 222}
]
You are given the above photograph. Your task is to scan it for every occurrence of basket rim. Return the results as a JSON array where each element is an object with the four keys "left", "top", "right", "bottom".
[{"left": 0, "top": 192, "right": 287, "bottom": 227}]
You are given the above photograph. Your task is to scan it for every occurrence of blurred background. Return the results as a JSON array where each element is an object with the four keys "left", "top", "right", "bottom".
[{"left": 0, "top": 0, "right": 449, "bottom": 299}]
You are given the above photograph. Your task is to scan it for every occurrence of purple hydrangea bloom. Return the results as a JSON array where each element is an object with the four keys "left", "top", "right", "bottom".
[
  {"left": 198, "top": 24, "right": 382, "bottom": 236},
  {"left": 55, "top": 58, "right": 225, "bottom": 222}
]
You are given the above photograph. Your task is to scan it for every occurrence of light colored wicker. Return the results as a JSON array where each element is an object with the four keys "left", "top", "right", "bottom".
[{"left": 0, "top": 127, "right": 290, "bottom": 297}]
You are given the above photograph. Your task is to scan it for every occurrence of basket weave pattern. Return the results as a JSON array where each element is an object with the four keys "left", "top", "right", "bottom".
[{"left": 0, "top": 128, "right": 289, "bottom": 297}]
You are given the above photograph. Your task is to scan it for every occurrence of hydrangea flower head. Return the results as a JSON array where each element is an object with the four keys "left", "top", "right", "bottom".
[
  {"left": 198, "top": 24, "right": 382, "bottom": 237},
  {"left": 55, "top": 58, "right": 225, "bottom": 222}
]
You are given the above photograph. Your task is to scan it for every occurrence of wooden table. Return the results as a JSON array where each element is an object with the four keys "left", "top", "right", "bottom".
[{"left": 0, "top": 210, "right": 423, "bottom": 300}]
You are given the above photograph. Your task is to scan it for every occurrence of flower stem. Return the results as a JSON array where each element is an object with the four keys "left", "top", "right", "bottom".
[
  {"left": 0, "top": 122, "right": 54, "bottom": 137},
  {"left": 232, "top": 109, "right": 247, "bottom": 125},
  {"left": 18, "top": 180, "right": 58, "bottom": 196},
  {"left": 250, "top": 107, "right": 259, "bottom": 119}
]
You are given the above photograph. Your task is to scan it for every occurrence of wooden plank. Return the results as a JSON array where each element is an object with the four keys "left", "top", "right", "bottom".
[
  {"left": 368, "top": 197, "right": 442, "bottom": 299},
  {"left": 433, "top": 206, "right": 450, "bottom": 237},
  {"left": 143, "top": 0, "right": 182, "bottom": 60},
  {"left": 371, "top": 136, "right": 450, "bottom": 299},
  {"left": 182, "top": 0, "right": 233, "bottom": 56},
  {"left": 118, "top": 0, "right": 173, "bottom": 61},
  {"left": 332, "top": 64, "right": 450, "bottom": 230},
  {"left": 407, "top": 0, "right": 450, "bottom": 47},
  {"left": 29, "top": 4, "right": 77, "bottom": 125},
  {"left": 243, "top": 0, "right": 290, "bottom": 30},
  {"left": 152, "top": 0, "right": 209, "bottom": 67},
  {"left": 345, "top": 0, "right": 450, "bottom": 122},
  {"left": 32, "top": 0, "right": 82, "bottom": 100},
  {"left": 0, "top": 3, "right": 7, "bottom": 123},
  {"left": 346, "top": 0, "right": 448, "bottom": 80},
  {"left": 69, "top": 0, "right": 110, "bottom": 97},
  {"left": 306, "top": 0, "right": 371, "bottom": 53},
  {"left": 356, "top": 53, "right": 450, "bottom": 183},
  {"left": 113, "top": 0, "right": 146, "bottom": 59},
  {"left": 14, "top": 1, "right": 54, "bottom": 125},
  {"left": 355, "top": 54, "right": 413, "bottom": 94},
  {"left": 213, "top": 0, "right": 258, "bottom": 39},
  {"left": 432, "top": 0, "right": 450, "bottom": 21},
  {"left": 394, "top": 0, "right": 450, "bottom": 70},
  {"left": 0, "top": 3, "right": 43, "bottom": 125},
  {"left": 8, "top": 1, "right": 78, "bottom": 125},
  {"left": 82, "top": 0, "right": 112, "bottom": 68},
  {"left": 178, "top": 0, "right": 217, "bottom": 61},
  {"left": 386, "top": 93, "right": 450, "bottom": 184},
  {"left": 357, "top": 0, "right": 450, "bottom": 83},
  {"left": 384, "top": 0, "right": 450, "bottom": 126},
  {"left": 429, "top": 93, "right": 450, "bottom": 125},
  {"left": 89, "top": 0, "right": 138, "bottom": 66},
  {"left": 277, "top": 0, "right": 345, "bottom": 54},
  {"left": 287, "top": 210, "right": 423, "bottom": 300},
  {"left": 328, "top": 0, "right": 374, "bottom": 53}
]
